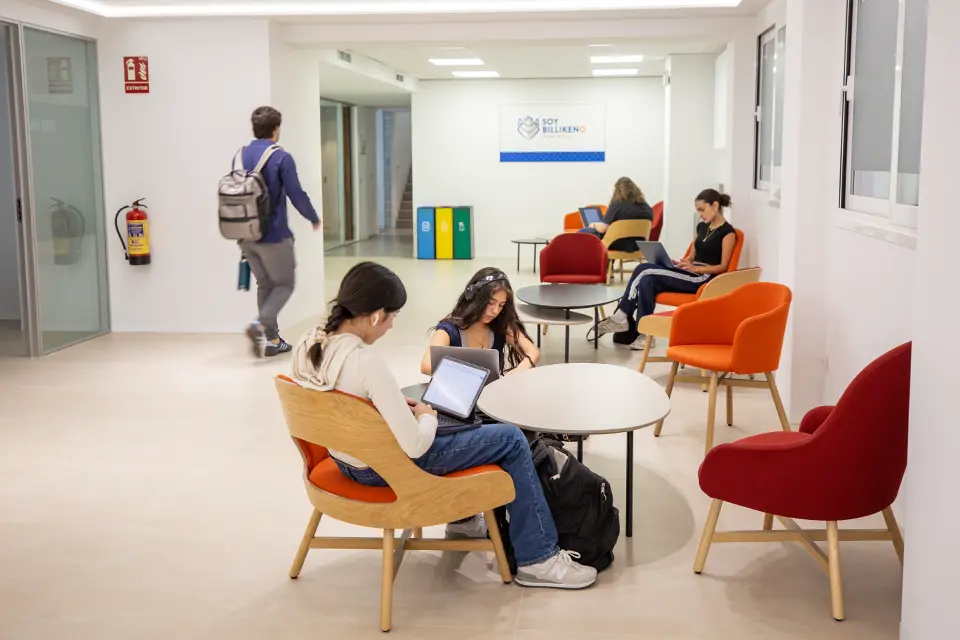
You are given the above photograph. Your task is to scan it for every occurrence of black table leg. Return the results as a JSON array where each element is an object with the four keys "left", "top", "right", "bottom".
[
  {"left": 626, "top": 430, "right": 634, "bottom": 537},
  {"left": 516, "top": 244, "right": 521, "bottom": 272},
  {"left": 536, "top": 324, "right": 541, "bottom": 348},
  {"left": 564, "top": 309, "right": 570, "bottom": 363},
  {"left": 577, "top": 437, "right": 584, "bottom": 462},
  {"left": 594, "top": 307, "right": 599, "bottom": 350},
  {"left": 533, "top": 246, "right": 538, "bottom": 273}
]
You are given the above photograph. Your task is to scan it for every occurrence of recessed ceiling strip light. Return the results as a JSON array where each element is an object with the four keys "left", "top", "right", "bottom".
[{"left": 49, "top": 1, "right": 744, "bottom": 18}]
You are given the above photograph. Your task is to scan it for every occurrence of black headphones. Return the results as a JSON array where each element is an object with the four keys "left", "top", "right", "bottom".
[{"left": 464, "top": 272, "right": 508, "bottom": 301}]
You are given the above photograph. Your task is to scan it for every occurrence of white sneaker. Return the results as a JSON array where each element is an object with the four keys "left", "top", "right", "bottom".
[
  {"left": 597, "top": 313, "right": 629, "bottom": 335},
  {"left": 630, "top": 335, "right": 654, "bottom": 351},
  {"left": 245, "top": 322, "right": 266, "bottom": 358},
  {"left": 515, "top": 550, "right": 597, "bottom": 590},
  {"left": 445, "top": 514, "right": 488, "bottom": 539}
]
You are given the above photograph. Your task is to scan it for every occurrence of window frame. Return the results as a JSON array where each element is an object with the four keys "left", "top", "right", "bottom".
[
  {"left": 753, "top": 25, "right": 786, "bottom": 195},
  {"left": 841, "top": 0, "right": 920, "bottom": 229}
]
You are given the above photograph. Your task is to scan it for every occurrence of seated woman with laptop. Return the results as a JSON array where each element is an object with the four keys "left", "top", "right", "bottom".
[
  {"left": 420, "top": 267, "right": 540, "bottom": 376},
  {"left": 291, "top": 261, "right": 596, "bottom": 590},
  {"left": 597, "top": 188, "right": 737, "bottom": 348},
  {"left": 578, "top": 177, "right": 653, "bottom": 251}
]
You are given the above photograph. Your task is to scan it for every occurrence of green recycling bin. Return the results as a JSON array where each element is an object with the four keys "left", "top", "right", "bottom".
[{"left": 453, "top": 206, "right": 474, "bottom": 260}]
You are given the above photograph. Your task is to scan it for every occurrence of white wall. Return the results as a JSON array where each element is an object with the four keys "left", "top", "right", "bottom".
[
  {"left": 354, "top": 106, "right": 379, "bottom": 240},
  {"left": 389, "top": 109, "right": 411, "bottom": 228},
  {"left": 0, "top": 0, "right": 97, "bottom": 38},
  {"left": 663, "top": 54, "right": 722, "bottom": 258},
  {"left": 412, "top": 78, "right": 665, "bottom": 257},
  {"left": 98, "top": 18, "right": 273, "bottom": 333}
]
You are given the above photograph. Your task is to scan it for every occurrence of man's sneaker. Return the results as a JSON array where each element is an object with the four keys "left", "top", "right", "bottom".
[
  {"left": 515, "top": 550, "right": 597, "bottom": 590},
  {"left": 630, "top": 335, "right": 653, "bottom": 351},
  {"left": 597, "top": 313, "right": 629, "bottom": 335},
  {"left": 445, "top": 514, "right": 487, "bottom": 539},
  {"left": 265, "top": 338, "right": 293, "bottom": 357},
  {"left": 245, "top": 322, "right": 266, "bottom": 358}
]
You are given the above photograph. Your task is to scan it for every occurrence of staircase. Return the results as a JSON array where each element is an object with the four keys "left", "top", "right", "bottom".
[{"left": 395, "top": 170, "right": 413, "bottom": 230}]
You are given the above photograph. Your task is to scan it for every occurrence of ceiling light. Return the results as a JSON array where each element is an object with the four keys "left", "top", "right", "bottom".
[
  {"left": 430, "top": 58, "right": 485, "bottom": 66},
  {"left": 48, "top": 1, "right": 747, "bottom": 18},
  {"left": 591, "top": 55, "right": 645, "bottom": 64},
  {"left": 593, "top": 69, "right": 639, "bottom": 77},
  {"left": 452, "top": 70, "right": 501, "bottom": 79}
]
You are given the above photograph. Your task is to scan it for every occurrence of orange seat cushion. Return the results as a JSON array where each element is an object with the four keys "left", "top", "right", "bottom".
[
  {"left": 666, "top": 345, "right": 734, "bottom": 372},
  {"left": 656, "top": 292, "right": 697, "bottom": 308},
  {"left": 308, "top": 458, "right": 506, "bottom": 504}
]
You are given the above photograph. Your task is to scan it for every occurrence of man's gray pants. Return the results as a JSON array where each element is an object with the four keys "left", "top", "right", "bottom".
[{"left": 240, "top": 238, "right": 295, "bottom": 341}]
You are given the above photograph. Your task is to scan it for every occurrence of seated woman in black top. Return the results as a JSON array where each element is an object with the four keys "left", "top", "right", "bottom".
[
  {"left": 420, "top": 267, "right": 540, "bottom": 376},
  {"left": 579, "top": 177, "right": 653, "bottom": 251},
  {"left": 597, "top": 189, "right": 737, "bottom": 347}
]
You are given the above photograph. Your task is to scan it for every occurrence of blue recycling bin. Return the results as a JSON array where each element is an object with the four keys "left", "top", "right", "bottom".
[{"left": 416, "top": 207, "right": 436, "bottom": 259}]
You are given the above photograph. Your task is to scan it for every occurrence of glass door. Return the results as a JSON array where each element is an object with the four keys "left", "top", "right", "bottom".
[
  {"left": 22, "top": 27, "right": 109, "bottom": 353},
  {"left": 320, "top": 101, "right": 344, "bottom": 250}
]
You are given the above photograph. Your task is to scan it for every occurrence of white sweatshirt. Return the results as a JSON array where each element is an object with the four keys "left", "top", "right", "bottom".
[{"left": 291, "top": 330, "right": 438, "bottom": 469}]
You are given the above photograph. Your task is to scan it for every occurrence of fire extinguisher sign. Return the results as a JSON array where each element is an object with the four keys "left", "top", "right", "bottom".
[{"left": 123, "top": 56, "right": 150, "bottom": 94}]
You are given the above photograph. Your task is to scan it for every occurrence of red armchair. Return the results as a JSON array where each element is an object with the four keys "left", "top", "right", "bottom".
[
  {"left": 539, "top": 233, "right": 608, "bottom": 284},
  {"left": 692, "top": 342, "right": 910, "bottom": 621}
]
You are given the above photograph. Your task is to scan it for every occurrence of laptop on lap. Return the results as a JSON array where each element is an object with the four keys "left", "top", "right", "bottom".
[
  {"left": 634, "top": 241, "right": 675, "bottom": 269},
  {"left": 578, "top": 207, "right": 603, "bottom": 227},
  {"left": 421, "top": 357, "right": 490, "bottom": 434}
]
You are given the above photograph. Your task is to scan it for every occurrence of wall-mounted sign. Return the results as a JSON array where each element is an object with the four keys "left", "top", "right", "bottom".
[
  {"left": 123, "top": 56, "right": 150, "bottom": 94},
  {"left": 46, "top": 57, "right": 73, "bottom": 94},
  {"left": 499, "top": 104, "right": 606, "bottom": 163}
]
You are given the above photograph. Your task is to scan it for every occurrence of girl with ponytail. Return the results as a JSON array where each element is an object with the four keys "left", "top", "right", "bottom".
[{"left": 290, "top": 262, "right": 597, "bottom": 590}]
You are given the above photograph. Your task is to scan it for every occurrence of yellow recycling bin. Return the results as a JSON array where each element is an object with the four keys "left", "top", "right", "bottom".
[{"left": 435, "top": 207, "right": 454, "bottom": 259}]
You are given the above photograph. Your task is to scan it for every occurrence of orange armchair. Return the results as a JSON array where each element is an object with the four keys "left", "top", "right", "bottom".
[
  {"left": 655, "top": 228, "right": 745, "bottom": 309},
  {"left": 654, "top": 282, "right": 793, "bottom": 455},
  {"left": 563, "top": 211, "right": 583, "bottom": 233}
]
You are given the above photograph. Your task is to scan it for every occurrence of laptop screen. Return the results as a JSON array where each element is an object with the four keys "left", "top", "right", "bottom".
[
  {"left": 422, "top": 358, "right": 489, "bottom": 419},
  {"left": 579, "top": 207, "right": 603, "bottom": 226}
]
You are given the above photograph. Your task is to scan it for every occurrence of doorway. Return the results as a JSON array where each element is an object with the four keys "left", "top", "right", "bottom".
[
  {"left": 321, "top": 99, "right": 359, "bottom": 252},
  {"left": 0, "top": 22, "right": 110, "bottom": 357}
]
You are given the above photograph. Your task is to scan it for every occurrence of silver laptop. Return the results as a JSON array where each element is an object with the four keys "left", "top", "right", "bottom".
[
  {"left": 634, "top": 241, "right": 674, "bottom": 269},
  {"left": 430, "top": 346, "right": 501, "bottom": 384}
]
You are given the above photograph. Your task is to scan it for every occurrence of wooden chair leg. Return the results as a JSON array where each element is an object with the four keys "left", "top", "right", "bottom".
[
  {"left": 763, "top": 513, "right": 774, "bottom": 531},
  {"left": 606, "top": 261, "right": 613, "bottom": 285},
  {"left": 767, "top": 372, "right": 792, "bottom": 431},
  {"left": 542, "top": 324, "right": 549, "bottom": 336},
  {"left": 705, "top": 372, "right": 719, "bottom": 455},
  {"left": 599, "top": 306, "right": 608, "bottom": 320},
  {"left": 694, "top": 499, "right": 723, "bottom": 573},
  {"left": 290, "top": 509, "right": 322, "bottom": 579},
  {"left": 380, "top": 529, "right": 396, "bottom": 632},
  {"left": 654, "top": 361, "right": 680, "bottom": 437},
  {"left": 412, "top": 527, "right": 422, "bottom": 539},
  {"left": 726, "top": 383, "right": 734, "bottom": 427},
  {"left": 701, "top": 368, "right": 708, "bottom": 392},
  {"left": 485, "top": 510, "right": 513, "bottom": 584},
  {"left": 882, "top": 507, "right": 905, "bottom": 566},
  {"left": 826, "top": 521, "right": 844, "bottom": 621},
  {"left": 619, "top": 260, "right": 625, "bottom": 282},
  {"left": 637, "top": 335, "right": 654, "bottom": 373}
]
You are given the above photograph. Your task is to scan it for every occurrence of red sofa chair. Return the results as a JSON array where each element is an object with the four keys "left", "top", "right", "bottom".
[
  {"left": 650, "top": 201, "right": 663, "bottom": 241},
  {"left": 691, "top": 342, "right": 910, "bottom": 621},
  {"left": 539, "top": 233, "right": 608, "bottom": 284}
]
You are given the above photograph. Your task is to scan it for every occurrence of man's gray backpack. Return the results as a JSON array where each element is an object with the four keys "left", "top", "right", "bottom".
[{"left": 218, "top": 145, "right": 280, "bottom": 241}]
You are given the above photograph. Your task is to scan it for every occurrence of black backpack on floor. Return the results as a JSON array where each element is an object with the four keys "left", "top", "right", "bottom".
[{"left": 492, "top": 436, "right": 620, "bottom": 573}]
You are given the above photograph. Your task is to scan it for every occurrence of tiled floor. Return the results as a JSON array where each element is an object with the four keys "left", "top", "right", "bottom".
[{"left": 0, "top": 244, "right": 903, "bottom": 638}]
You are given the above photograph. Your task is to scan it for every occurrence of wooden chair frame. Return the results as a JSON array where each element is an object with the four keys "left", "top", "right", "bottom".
[
  {"left": 693, "top": 499, "right": 905, "bottom": 621},
  {"left": 602, "top": 219, "right": 653, "bottom": 285},
  {"left": 276, "top": 379, "right": 515, "bottom": 632}
]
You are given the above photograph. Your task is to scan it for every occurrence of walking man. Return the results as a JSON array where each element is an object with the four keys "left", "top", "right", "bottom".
[{"left": 241, "top": 106, "right": 320, "bottom": 357}]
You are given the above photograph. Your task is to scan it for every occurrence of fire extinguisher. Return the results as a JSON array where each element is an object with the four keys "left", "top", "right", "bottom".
[
  {"left": 50, "top": 198, "right": 85, "bottom": 266},
  {"left": 114, "top": 198, "right": 151, "bottom": 266}
]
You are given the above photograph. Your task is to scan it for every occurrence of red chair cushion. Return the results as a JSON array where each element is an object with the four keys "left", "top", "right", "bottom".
[
  {"left": 308, "top": 459, "right": 506, "bottom": 504},
  {"left": 665, "top": 345, "right": 733, "bottom": 372}
]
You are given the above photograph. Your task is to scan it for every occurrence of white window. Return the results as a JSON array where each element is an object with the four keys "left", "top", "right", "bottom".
[
  {"left": 754, "top": 26, "right": 786, "bottom": 194},
  {"left": 842, "top": 0, "right": 928, "bottom": 228}
]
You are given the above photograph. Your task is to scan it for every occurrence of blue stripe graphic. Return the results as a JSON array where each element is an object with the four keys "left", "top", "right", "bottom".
[{"left": 499, "top": 151, "right": 606, "bottom": 163}]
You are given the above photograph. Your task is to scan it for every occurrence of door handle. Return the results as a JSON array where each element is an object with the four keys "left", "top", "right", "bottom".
[{"left": 16, "top": 198, "right": 22, "bottom": 222}]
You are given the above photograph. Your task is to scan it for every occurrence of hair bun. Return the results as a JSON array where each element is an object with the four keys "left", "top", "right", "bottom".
[{"left": 720, "top": 194, "right": 732, "bottom": 208}]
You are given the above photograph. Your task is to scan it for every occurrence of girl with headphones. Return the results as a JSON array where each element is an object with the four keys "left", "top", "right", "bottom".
[{"left": 420, "top": 267, "right": 540, "bottom": 376}]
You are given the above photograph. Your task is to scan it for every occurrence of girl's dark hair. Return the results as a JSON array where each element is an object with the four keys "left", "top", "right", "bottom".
[
  {"left": 310, "top": 261, "right": 406, "bottom": 366},
  {"left": 441, "top": 267, "right": 532, "bottom": 372},
  {"left": 696, "top": 188, "right": 732, "bottom": 209}
]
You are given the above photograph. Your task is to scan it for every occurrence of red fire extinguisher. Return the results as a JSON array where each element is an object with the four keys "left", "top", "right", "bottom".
[
  {"left": 50, "top": 198, "right": 85, "bottom": 266},
  {"left": 114, "top": 198, "right": 151, "bottom": 266}
]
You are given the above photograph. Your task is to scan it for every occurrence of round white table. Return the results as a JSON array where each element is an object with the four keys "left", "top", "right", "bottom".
[{"left": 477, "top": 363, "right": 670, "bottom": 537}]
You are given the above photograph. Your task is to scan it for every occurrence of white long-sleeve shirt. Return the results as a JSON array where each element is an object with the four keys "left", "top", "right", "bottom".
[{"left": 292, "top": 332, "right": 437, "bottom": 469}]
